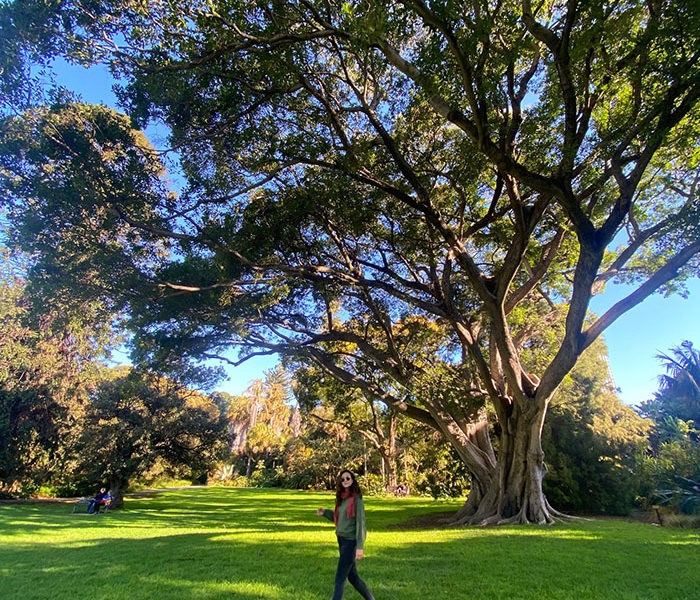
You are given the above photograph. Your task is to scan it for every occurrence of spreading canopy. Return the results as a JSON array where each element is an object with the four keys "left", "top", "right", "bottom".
[{"left": 1, "top": 0, "right": 699, "bottom": 523}]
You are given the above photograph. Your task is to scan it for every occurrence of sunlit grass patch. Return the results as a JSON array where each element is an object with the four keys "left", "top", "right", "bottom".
[{"left": 0, "top": 487, "right": 698, "bottom": 599}]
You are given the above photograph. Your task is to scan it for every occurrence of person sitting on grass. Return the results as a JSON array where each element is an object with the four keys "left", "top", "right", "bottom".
[{"left": 394, "top": 483, "right": 409, "bottom": 497}]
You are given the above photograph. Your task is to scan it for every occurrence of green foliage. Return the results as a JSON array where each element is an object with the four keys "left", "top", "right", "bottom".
[
  {"left": 654, "top": 475, "right": 700, "bottom": 515},
  {"left": 419, "top": 451, "right": 471, "bottom": 500},
  {"left": 74, "top": 368, "right": 229, "bottom": 496},
  {"left": 542, "top": 343, "right": 651, "bottom": 514},
  {"left": 281, "top": 416, "right": 371, "bottom": 490},
  {"left": 215, "top": 367, "right": 294, "bottom": 479},
  {"left": 2, "top": 0, "right": 699, "bottom": 523},
  {"left": 637, "top": 341, "right": 700, "bottom": 514},
  {"left": 355, "top": 472, "right": 386, "bottom": 496},
  {"left": 249, "top": 462, "right": 285, "bottom": 488},
  {"left": 639, "top": 341, "right": 700, "bottom": 443},
  {"left": 280, "top": 437, "right": 338, "bottom": 490},
  {"left": 0, "top": 262, "right": 231, "bottom": 499},
  {"left": 0, "top": 255, "right": 115, "bottom": 493},
  {"left": 0, "top": 102, "right": 172, "bottom": 337}
]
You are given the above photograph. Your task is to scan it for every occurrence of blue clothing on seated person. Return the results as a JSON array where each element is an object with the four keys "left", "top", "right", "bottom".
[{"left": 87, "top": 488, "right": 111, "bottom": 514}]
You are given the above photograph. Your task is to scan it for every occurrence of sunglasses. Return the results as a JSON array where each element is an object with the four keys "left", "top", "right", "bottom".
[{"left": 340, "top": 475, "right": 353, "bottom": 482}]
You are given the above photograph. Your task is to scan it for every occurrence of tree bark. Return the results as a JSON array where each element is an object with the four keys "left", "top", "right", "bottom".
[
  {"left": 380, "top": 411, "right": 398, "bottom": 489},
  {"left": 246, "top": 455, "right": 253, "bottom": 478},
  {"left": 107, "top": 478, "right": 128, "bottom": 509},
  {"left": 430, "top": 396, "right": 560, "bottom": 525}
]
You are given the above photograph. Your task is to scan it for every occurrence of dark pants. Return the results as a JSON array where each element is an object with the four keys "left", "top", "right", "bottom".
[
  {"left": 87, "top": 499, "right": 106, "bottom": 514},
  {"left": 333, "top": 537, "right": 374, "bottom": 600}
]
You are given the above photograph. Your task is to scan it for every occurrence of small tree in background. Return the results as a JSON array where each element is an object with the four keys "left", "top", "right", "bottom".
[
  {"left": 75, "top": 368, "right": 229, "bottom": 507},
  {"left": 294, "top": 364, "right": 403, "bottom": 489}
]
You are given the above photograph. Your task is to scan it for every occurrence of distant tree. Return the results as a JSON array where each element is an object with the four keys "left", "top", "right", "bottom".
[
  {"left": 0, "top": 252, "right": 116, "bottom": 494},
  {"left": 640, "top": 341, "right": 700, "bottom": 445},
  {"left": 2, "top": 1, "right": 699, "bottom": 524},
  {"left": 75, "top": 368, "right": 229, "bottom": 507},
  {"left": 543, "top": 343, "right": 651, "bottom": 514},
  {"left": 294, "top": 364, "right": 402, "bottom": 488},
  {"left": 219, "top": 367, "right": 294, "bottom": 477},
  {"left": 637, "top": 341, "right": 700, "bottom": 513}
]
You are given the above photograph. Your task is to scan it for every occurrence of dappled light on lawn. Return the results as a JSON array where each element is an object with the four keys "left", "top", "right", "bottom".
[{"left": 0, "top": 488, "right": 698, "bottom": 599}]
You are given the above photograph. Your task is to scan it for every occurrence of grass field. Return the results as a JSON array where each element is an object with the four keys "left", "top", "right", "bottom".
[{"left": 0, "top": 487, "right": 698, "bottom": 600}]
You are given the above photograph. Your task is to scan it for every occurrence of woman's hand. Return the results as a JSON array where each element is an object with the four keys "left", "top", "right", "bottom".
[
  {"left": 355, "top": 549, "right": 364, "bottom": 560},
  {"left": 316, "top": 508, "right": 324, "bottom": 516}
]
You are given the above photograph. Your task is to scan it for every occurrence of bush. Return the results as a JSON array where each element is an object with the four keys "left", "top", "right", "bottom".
[
  {"left": 410, "top": 446, "right": 470, "bottom": 499},
  {"left": 356, "top": 473, "right": 386, "bottom": 496},
  {"left": 657, "top": 513, "right": 700, "bottom": 528},
  {"left": 0, "top": 479, "right": 39, "bottom": 498},
  {"left": 218, "top": 475, "right": 251, "bottom": 487},
  {"left": 249, "top": 462, "right": 284, "bottom": 487},
  {"left": 639, "top": 440, "right": 700, "bottom": 513},
  {"left": 654, "top": 475, "right": 700, "bottom": 515}
]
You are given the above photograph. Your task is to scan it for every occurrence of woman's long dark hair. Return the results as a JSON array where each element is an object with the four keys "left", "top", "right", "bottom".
[{"left": 335, "top": 469, "right": 362, "bottom": 505}]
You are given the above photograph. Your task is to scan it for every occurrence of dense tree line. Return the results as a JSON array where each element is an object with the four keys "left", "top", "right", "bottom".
[
  {"left": 0, "top": 269, "right": 230, "bottom": 501},
  {"left": 200, "top": 339, "right": 694, "bottom": 517}
]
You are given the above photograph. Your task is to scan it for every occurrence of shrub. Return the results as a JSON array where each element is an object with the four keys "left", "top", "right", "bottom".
[
  {"left": 356, "top": 473, "right": 386, "bottom": 496},
  {"left": 654, "top": 475, "right": 700, "bottom": 515},
  {"left": 249, "top": 462, "right": 284, "bottom": 487},
  {"left": 657, "top": 513, "right": 700, "bottom": 528}
]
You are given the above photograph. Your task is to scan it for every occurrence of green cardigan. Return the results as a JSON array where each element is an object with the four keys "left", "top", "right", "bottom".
[{"left": 321, "top": 496, "right": 367, "bottom": 550}]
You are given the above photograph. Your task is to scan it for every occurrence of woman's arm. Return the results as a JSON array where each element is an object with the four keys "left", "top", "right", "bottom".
[{"left": 316, "top": 507, "right": 334, "bottom": 522}]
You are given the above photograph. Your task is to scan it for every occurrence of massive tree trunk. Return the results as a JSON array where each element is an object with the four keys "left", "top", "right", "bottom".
[
  {"left": 429, "top": 397, "right": 558, "bottom": 525},
  {"left": 107, "top": 478, "right": 128, "bottom": 509},
  {"left": 494, "top": 399, "right": 556, "bottom": 524}
]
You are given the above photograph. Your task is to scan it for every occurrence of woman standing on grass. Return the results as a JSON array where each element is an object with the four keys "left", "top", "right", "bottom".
[{"left": 316, "top": 470, "right": 375, "bottom": 600}]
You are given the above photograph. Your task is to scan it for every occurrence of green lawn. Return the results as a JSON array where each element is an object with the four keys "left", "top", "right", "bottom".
[{"left": 0, "top": 487, "right": 697, "bottom": 599}]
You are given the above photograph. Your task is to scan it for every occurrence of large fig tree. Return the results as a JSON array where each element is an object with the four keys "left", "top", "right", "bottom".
[{"left": 1, "top": 0, "right": 699, "bottom": 523}]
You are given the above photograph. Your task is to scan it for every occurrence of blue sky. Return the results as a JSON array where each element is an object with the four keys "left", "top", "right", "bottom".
[
  {"left": 51, "top": 62, "right": 700, "bottom": 405},
  {"left": 589, "top": 280, "right": 700, "bottom": 405}
]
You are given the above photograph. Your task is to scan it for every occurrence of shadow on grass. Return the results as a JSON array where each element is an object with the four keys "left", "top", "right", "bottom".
[
  {"left": 3, "top": 524, "right": 698, "bottom": 600},
  {"left": 1, "top": 488, "right": 321, "bottom": 533},
  {"left": 0, "top": 487, "right": 453, "bottom": 535},
  {"left": 1, "top": 488, "right": 698, "bottom": 600},
  {"left": 2, "top": 530, "right": 327, "bottom": 599},
  {"left": 369, "top": 524, "right": 700, "bottom": 600}
]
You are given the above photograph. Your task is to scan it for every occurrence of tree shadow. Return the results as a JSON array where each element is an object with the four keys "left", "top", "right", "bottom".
[
  {"left": 1, "top": 489, "right": 697, "bottom": 599},
  {"left": 4, "top": 524, "right": 697, "bottom": 600}
]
